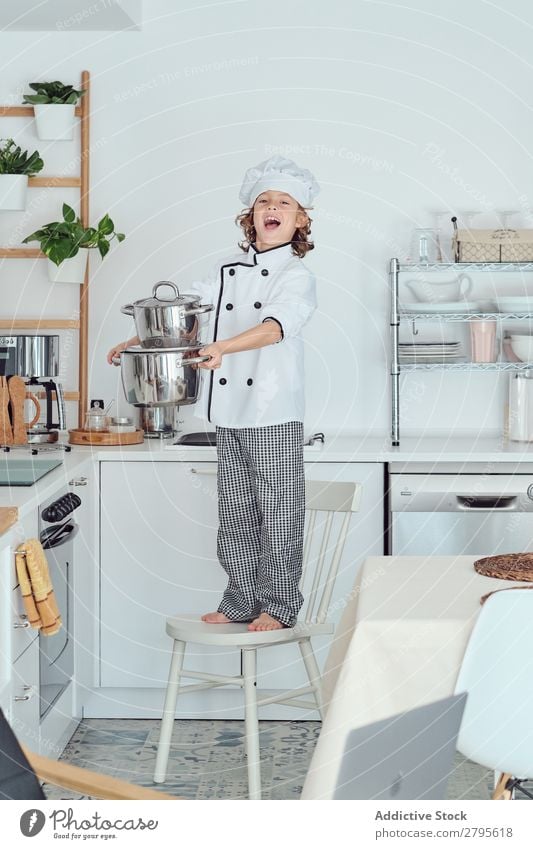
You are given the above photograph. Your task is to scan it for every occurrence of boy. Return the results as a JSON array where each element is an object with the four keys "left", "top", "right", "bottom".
[{"left": 108, "top": 155, "right": 319, "bottom": 631}]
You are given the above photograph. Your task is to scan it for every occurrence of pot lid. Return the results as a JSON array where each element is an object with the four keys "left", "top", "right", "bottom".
[{"left": 130, "top": 281, "right": 200, "bottom": 308}]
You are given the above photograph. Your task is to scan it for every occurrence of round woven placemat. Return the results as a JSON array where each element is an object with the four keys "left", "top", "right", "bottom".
[{"left": 474, "top": 553, "right": 533, "bottom": 582}]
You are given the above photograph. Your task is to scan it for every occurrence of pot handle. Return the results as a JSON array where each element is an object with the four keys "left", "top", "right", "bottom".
[
  {"left": 121, "top": 304, "right": 134, "bottom": 316},
  {"left": 182, "top": 354, "right": 212, "bottom": 365},
  {"left": 24, "top": 391, "right": 41, "bottom": 428},
  {"left": 182, "top": 303, "right": 214, "bottom": 317},
  {"left": 152, "top": 281, "right": 180, "bottom": 301}
]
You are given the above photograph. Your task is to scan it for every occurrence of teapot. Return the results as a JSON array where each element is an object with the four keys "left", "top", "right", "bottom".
[{"left": 404, "top": 273, "right": 473, "bottom": 304}]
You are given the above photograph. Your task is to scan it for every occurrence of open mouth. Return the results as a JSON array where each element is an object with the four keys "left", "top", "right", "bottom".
[{"left": 264, "top": 215, "right": 281, "bottom": 231}]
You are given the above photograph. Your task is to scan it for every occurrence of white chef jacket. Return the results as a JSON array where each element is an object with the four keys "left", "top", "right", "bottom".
[{"left": 189, "top": 242, "right": 317, "bottom": 428}]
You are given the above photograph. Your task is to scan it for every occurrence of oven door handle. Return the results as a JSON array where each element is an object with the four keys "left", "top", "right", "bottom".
[{"left": 40, "top": 521, "right": 79, "bottom": 550}]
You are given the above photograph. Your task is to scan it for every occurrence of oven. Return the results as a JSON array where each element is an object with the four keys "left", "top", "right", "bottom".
[{"left": 38, "top": 490, "right": 81, "bottom": 719}]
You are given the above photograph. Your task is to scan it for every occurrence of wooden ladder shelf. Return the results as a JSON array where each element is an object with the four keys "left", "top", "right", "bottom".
[{"left": 0, "top": 70, "right": 90, "bottom": 427}]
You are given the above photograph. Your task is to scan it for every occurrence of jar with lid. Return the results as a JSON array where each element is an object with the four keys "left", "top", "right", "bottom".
[{"left": 85, "top": 409, "right": 110, "bottom": 431}]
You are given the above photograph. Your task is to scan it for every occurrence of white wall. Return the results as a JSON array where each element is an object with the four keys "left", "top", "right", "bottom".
[{"left": 1, "top": 0, "right": 532, "bottom": 437}]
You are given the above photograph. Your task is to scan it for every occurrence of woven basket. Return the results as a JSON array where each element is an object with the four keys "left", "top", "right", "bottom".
[
  {"left": 474, "top": 553, "right": 533, "bottom": 582},
  {"left": 451, "top": 224, "right": 533, "bottom": 262}
]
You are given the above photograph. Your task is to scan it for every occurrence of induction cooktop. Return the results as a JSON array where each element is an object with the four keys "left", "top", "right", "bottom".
[{"left": 0, "top": 458, "right": 63, "bottom": 486}]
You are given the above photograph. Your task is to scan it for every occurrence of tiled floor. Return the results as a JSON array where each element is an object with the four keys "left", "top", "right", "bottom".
[{"left": 43, "top": 718, "right": 500, "bottom": 801}]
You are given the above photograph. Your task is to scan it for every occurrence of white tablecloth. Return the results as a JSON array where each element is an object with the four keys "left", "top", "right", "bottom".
[{"left": 301, "top": 555, "right": 520, "bottom": 800}]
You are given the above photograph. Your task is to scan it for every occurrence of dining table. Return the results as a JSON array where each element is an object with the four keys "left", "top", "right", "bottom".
[{"left": 301, "top": 554, "right": 527, "bottom": 800}]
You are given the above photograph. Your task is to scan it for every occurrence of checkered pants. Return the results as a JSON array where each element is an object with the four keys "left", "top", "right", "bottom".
[{"left": 215, "top": 421, "right": 305, "bottom": 627}]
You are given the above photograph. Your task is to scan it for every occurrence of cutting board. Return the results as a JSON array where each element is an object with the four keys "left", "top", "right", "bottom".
[{"left": 68, "top": 429, "right": 144, "bottom": 446}]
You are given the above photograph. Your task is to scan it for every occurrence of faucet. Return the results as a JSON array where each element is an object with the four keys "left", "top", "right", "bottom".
[{"left": 306, "top": 432, "right": 325, "bottom": 446}]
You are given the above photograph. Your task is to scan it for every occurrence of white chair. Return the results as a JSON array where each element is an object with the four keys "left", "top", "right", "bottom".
[
  {"left": 454, "top": 588, "right": 533, "bottom": 800},
  {"left": 153, "top": 479, "right": 361, "bottom": 799}
]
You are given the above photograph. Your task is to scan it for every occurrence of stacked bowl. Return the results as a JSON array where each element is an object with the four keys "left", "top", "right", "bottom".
[{"left": 509, "top": 335, "right": 533, "bottom": 364}]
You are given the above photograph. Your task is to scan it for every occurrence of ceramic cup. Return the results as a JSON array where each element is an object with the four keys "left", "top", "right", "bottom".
[{"left": 470, "top": 321, "right": 497, "bottom": 363}]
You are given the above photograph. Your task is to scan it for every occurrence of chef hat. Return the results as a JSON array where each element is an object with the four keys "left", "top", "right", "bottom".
[{"left": 239, "top": 155, "right": 320, "bottom": 209}]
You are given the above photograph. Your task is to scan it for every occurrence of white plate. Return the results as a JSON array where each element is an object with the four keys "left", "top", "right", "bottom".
[
  {"left": 399, "top": 357, "right": 465, "bottom": 363},
  {"left": 399, "top": 347, "right": 464, "bottom": 354},
  {"left": 399, "top": 343, "right": 462, "bottom": 349},
  {"left": 400, "top": 301, "right": 488, "bottom": 314},
  {"left": 495, "top": 297, "right": 533, "bottom": 313}
]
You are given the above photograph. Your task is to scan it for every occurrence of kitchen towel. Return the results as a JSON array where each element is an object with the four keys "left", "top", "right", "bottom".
[{"left": 15, "top": 539, "right": 61, "bottom": 635}]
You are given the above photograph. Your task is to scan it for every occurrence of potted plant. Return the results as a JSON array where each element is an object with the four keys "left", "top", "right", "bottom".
[
  {"left": 23, "top": 203, "right": 125, "bottom": 283},
  {"left": 23, "top": 81, "right": 85, "bottom": 141},
  {"left": 0, "top": 138, "right": 43, "bottom": 210}
]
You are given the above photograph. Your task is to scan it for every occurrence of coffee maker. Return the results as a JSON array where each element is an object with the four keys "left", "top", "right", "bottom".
[{"left": 0, "top": 335, "right": 66, "bottom": 442}]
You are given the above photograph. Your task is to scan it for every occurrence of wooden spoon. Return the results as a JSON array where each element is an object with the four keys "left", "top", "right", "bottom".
[
  {"left": 8, "top": 376, "right": 28, "bottom": 444},
  {"left": 0, "top": 377, "right": 13, "bottom": 445}
]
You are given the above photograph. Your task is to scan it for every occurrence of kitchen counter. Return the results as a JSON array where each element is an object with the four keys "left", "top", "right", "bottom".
[
  {"left": 0, "top": 507, "right": 17, "bottom": 535},
  {"left": 0, "top": 450, "right": 92, "bottom": 522},
  {"left": 2, "top": 431, "right": 533, "bottom": 535},
  {"left": 87, "top": 432, "right": 533, "bottom": 465}
]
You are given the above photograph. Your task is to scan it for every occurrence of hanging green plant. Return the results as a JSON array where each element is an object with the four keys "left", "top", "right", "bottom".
[
  {"left": 22, "top": 81, "right": 85, "bottom": 105},
  {"left": 23, "top": 203, "right": 125, "bottom": 266},
  {"left": 0, "top": 138, "right": 43, "bottom": 175}
]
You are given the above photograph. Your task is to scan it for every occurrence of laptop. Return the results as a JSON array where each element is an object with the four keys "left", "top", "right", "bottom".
[{"left": 333, "top": 693, "right": 467, "bottom": 800}]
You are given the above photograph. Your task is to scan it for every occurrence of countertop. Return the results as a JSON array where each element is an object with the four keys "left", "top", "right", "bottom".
[
  {"left": 0, "top": 449, "right": 92, "bottom": 523},
  {"left": 0, "top": 507, "right": 17, "bottom": 535},
  {"left": 2, "top": 431, "right": 533, "bottom": 533},
  {"left": 87, "top": 432, "right": 533, "bottom": 465}
]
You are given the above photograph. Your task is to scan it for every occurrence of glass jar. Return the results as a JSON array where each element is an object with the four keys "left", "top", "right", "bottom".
[{"left": 85, "top": 410, "right": 110, "bottom": 431}]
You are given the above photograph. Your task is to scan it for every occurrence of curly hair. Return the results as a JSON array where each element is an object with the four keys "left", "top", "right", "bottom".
[{"left": 236, "top": 205, "right": 314, "bottom": 258}]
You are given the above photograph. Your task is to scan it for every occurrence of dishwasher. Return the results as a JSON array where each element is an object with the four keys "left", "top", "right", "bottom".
[{"left": 388, "top": 471, "right": 533, "bottom": 557}]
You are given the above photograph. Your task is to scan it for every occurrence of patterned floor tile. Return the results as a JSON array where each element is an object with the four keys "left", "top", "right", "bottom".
[{"left": 43, "top": 718, "right": 502, "bottom": 801}]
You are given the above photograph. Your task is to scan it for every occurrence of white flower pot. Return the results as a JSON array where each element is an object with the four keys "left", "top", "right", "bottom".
[
  {"left": 0, "top": 174, "right": 28, "bottom": 210},
  {"left": 34, "top": 103, "right": 76, "bottom": 141},
  {"left": 47, "top": 250, "right": 88, "bottom": 283}
]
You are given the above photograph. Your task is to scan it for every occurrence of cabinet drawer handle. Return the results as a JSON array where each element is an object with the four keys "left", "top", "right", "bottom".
[
  {"left": 14, "top": 685, "right": 33, "bottom": 702},
  {"left": 13, "top": 621, "right": 31, "bottom": 629},
  {"left": 69, "top": 477, "right": 88, "bottom": 486},
  {"left": 190, "top": 468, "right": 217, "bottom": 476}
]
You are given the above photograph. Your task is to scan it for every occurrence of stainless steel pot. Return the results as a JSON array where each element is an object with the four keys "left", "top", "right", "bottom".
[
  {"left": 114, "top": 345, "right": 209, "bottom": 407},
  {"left": 16, "top": 335, "right": 59, "bottom": 377},
  {"left": 121, "top": 281, "right": 213, "bottom": 348},
  {"left": 139, "top": 405, "right": 177, "bottom": 437}
]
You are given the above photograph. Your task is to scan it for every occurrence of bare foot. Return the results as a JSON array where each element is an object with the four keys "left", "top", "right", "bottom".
[
  {"left": 248, "top": 613, "right": 286, "bottom": 632},
  {"left": 201, "top": 611, "right": 232, "bottom": 624}
]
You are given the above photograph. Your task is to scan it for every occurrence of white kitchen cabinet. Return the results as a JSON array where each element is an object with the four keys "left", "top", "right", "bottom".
[
  {"left": 0, "top": 515, "right": 41, "bottom": 749},
  {"left": 10, "top": 640, "right": 40, "bottom": 750},
  {"left": 99, "top": 460, "right": 234, "bottom": 689},
  {"left": 99, "top": 459, "right": 384, "bottom": 718}
]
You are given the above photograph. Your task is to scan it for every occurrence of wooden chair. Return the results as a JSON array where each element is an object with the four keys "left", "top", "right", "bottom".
[
  {"left": 153, "top": 480, "right": 361, "bottom": 800},
  {"left": 0, "top": 706, "right": 174, "bottom": 800},
  {"left": 25, "top": 748, "right": 175, "bottom": 800}
]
